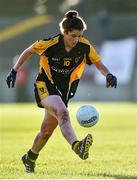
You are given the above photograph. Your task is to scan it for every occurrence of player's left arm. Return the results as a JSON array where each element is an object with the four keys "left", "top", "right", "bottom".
[
  {"left": 94, "top": 61, "right": 117, "bottom": 88},
  {"left": 83, "top": 38, "right": 117, "bottom": 88},
  {"left": 94, "top": 61, "right": 109, "bottom": 76},
  {"left": 87, "top": 43, "right": 117, "bottom": 88}
]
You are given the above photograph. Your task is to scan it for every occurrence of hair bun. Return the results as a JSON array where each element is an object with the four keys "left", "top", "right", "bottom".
[{"left": 65, "top": 10, "right": 79, "bottom": 19}]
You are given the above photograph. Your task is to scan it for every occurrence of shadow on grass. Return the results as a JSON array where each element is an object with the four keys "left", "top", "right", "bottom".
[{"left": 97, "top": 172, "right": 137, "bottom": 179}]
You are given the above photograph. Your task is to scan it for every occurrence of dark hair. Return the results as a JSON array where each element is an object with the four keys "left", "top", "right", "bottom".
[{"left": 59, "top": 10, "right": 87, "bottom": 33}]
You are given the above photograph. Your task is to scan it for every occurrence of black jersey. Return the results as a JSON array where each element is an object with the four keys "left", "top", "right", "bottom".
[{"left": 33, "top": 34, "right": 101, "bottom": 106}]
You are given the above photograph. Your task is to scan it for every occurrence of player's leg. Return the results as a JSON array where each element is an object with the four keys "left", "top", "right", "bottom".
[
  {"left": 31, "top": 111, "right": 58, "bottom": 153},
  {"left": 22, "top": 111, "right": 58, "bottom": 173},
  {"left": 41, "top": 95, "right": 78, "bottom": 145},
  {"left": 41, "top": 95, "right": 93, "bottom": 160}
]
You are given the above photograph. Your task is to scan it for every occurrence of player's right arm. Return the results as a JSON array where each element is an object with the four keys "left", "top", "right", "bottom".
[
  {"left": 6, "top": 45, "right": 35, "bottom": 88},
  {"left": 13, "top": 39, "right": 48, "bottom": 72},
  {"left": 6, "top": 40, "right": 48, "bottom": 88},
  {"left": 13, "top": 45, "right": 35, "bottom": 72}
]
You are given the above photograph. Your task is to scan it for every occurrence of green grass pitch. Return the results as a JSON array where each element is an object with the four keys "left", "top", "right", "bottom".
[{"left": 0, "top": 102, "right": 137, "bottom": 179}]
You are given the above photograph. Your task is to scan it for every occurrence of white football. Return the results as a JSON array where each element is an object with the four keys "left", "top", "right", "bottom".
[{"left": 76, "top": 105, "right": 99, "bottom": 127}]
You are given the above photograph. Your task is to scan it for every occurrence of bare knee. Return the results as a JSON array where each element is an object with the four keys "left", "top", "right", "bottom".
[
  {"left": 55, "top": 107, "right": 70, "bottom": 125},
  {"left": 40, "top": 128, "right": 54, "bottom": 139},
  {"left": 40, "top": 123, "right": 56, "bottom": 139},
  {"left": 40, "top": 111, "right": 58, "bottom": 139},
  {"left": 41, "top": 95, "right": 70, "bottom": 126}
]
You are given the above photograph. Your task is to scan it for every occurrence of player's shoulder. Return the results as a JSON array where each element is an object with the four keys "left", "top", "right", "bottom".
[
  {"left": 42, "top": 34, "right": 60, "bottom": 45},
  {"left": 34, "top": 34, "right": 60, "bottom": 49},
  {"left": 79, "top": 36, "right": 91, "bottom": 46}
]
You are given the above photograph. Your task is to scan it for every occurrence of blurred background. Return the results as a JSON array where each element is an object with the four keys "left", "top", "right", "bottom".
[{"left": 0, "top": 0, "right": 137, "bottom": 103}]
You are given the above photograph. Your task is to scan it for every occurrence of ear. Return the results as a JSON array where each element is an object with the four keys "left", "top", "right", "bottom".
[{"left": 64, "top": 31, "right": 69, "bottom": 35}]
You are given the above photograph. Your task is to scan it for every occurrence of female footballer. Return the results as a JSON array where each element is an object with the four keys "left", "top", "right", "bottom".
[{"left": 6, "top": 10, "right": 117, "bottom": 173}]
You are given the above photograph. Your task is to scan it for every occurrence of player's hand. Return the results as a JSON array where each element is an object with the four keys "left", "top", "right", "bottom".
[
  {"left": 106, "top": 73, "right": 117, "bottom": 88},
  {"left": 6, "top": 68, "right": 17, "bottom": 88}
]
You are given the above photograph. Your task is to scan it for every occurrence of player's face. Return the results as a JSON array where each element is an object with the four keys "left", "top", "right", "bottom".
[{"left": 64, "top": 30, "right": 83, "bottom": 48}]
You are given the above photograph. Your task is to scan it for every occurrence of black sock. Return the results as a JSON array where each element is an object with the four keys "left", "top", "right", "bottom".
[
  {"left": 27, "top": 149, "right": 39, "bottom": 161},
  {"left": 72, "top": 141, "right": 79, "bottom": 150}
]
